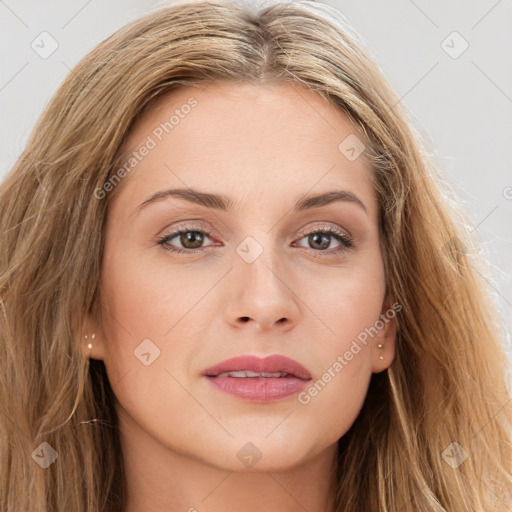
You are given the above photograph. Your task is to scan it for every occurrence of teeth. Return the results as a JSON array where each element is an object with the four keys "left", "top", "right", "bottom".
[{"left": 216, "top": 371, "right": 289, "bottom": 378}]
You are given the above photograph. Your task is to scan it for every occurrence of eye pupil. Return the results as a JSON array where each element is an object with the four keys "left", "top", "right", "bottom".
[
  {"left": 181, "top": 231, "right": 203, "bottom": 249},
  {"left": 309, "top": 233, "right": 330, "bottom": 250}
]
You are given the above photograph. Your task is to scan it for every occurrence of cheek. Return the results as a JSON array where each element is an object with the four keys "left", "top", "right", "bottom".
[
  {"left": 305, "top": 257, "right": 386, "bottom": 345},
  {"left": 99, "top": 244, "right": 219, "bottom": 391},
  {"left": 101, "top": 244, "right": 202, "bottom": 341},
  {"left": 293, "top": 264, "right": 384, "bottom": 436},
  {"left": 299, "top": 354, "right": 373, "bottom": 442},
  {"left": 295, "top": 293, "right": 378, "bottom": 441},
  {"left": 98, "top": 252, "right": 199, "bottom": 437}
]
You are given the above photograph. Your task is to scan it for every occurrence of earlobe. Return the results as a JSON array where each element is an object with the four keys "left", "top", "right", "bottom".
[
  {"left": 82, "top": 331, "right": 107, "bottom": 360},
  {"left": 82, "top": 311, "right": 107, "bottom": 360},
  {"left": 83, "top": 333, "right": 96, "bottom": 359},
  {"left": 377, "top": 343, "right": 384, "bottom": 360},
  {"left": 372, "top": 301, "right": 398, "bottom": 373},
  {"left": 372, "top": 333, "right": 396, "bottom": 373}
]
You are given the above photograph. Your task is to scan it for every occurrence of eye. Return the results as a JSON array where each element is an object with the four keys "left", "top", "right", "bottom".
[
  {"left": 156, "top": 223, "right": 214, "bottom": 254},
  {"left": 156, "top": 222, "right": 354, "bottom": 257},
  {"left": 293, "top": 224, "right": 354, "bottom": 257}
]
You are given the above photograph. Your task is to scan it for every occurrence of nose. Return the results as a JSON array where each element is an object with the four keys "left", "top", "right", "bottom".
[{"left": 224, "top": 241, "right": 301, "bottom": 332}]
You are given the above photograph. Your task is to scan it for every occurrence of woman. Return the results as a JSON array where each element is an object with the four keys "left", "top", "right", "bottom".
[{"left": 1, "top": 1, "right": 510, "bottom": 510}]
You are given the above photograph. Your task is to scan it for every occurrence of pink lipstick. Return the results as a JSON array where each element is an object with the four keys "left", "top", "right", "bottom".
[{"left": 202, "top": 354, "right": 312, "bottom": 402}]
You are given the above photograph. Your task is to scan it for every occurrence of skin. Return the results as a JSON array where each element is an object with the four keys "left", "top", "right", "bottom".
[{"left": 84, "top": 81, "right": 396, "bottom": 512}]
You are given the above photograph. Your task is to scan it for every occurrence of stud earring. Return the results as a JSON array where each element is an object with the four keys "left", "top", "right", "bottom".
[
  {"left": 84, "top": 333, "right": 96, "bottom": 351},
  {"left": 377, "top": 343, "right": 384, "bottom": 360}
]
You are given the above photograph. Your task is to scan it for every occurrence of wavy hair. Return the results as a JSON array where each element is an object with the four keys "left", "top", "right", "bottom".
[{"left": 1, "top": 1, "right": 511, "bottom": 510}]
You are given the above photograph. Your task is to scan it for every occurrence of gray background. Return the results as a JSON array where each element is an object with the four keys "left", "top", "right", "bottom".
[{"left": 1, "top": 0, "right": 511, "bottom": 384}]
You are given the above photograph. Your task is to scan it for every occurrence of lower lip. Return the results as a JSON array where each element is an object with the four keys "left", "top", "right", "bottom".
[{"left": 205, "top": 376, "right": 310, "bottom": 402}]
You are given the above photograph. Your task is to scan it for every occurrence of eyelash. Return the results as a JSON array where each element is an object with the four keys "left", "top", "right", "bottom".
[{"left": 156, "top": 222, "right": 354, "bottom": 258}]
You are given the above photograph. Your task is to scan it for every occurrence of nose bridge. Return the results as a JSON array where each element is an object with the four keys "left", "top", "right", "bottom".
[
  {"left": 225, "top": 229, "right": 300, "bottom": 330},
  {"left": 236, "top": 230, "right": 284, "bottom": 296}
]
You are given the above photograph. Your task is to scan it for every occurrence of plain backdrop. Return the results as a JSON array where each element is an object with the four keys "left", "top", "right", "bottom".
[{"left": 1, "top": 0, "right": 511, "bottom": 383}]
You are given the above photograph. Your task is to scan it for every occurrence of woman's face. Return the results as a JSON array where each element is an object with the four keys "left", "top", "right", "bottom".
[{"left": 87, "top": 81, "right": 396, "bottom": 472}]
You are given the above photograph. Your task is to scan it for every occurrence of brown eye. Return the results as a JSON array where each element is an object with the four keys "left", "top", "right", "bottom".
[
  {"left": 307, "top": 232, "right": 331, "bottom": 250},
  {"left": 178, "top": 231, "right": 204, "bottom": 249},
  {"left": 156, "top": 225, "right": 213, "bottom": 254},
  {"left": 294, "top": 225, "right": 354, "bottom": 255}
]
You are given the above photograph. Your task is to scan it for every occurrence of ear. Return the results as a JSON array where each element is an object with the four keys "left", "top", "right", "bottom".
[
  {"left": 81, "top": 309, "right": 107, "bottom": 361},
  {"left": 371, "top": 299, "right": 399, "bottom": 373}
]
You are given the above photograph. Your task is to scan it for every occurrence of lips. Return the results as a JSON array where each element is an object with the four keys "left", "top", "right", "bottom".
[
  {"left": 202, "top": 354, "right": 312, "bottom": 380},
  {"left": 203, "top": 354, "right": 312, "bottom": 402}
]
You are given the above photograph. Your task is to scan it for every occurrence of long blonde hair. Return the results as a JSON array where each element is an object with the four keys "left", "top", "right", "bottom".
[{"left": 1, "top": 1, "right": 510, "bottom": 510}]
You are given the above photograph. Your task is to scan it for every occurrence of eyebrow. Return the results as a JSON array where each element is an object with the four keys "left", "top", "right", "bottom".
[{"left": 135, "top": 187, "right": 367, "bottom": 215}]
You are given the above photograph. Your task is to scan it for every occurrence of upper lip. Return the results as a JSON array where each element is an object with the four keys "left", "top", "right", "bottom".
[{"left": 202, "top": 355, "right": 312, "bottom": 380}]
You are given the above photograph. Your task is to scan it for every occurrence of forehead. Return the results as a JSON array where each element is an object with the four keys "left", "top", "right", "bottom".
[{"left": 111, "top": 81, "right": 376, "bottom": 218}]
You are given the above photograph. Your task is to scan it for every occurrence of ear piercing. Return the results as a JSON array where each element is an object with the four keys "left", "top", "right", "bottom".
[
  {"left": 84, "top": 333, "right": 96, "bottom": 350},
  {"left": 377, "top": 343, "right": 384, "bottom": 360}
]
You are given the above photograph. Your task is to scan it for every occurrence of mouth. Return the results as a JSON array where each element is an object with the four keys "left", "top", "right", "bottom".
[
  {"left": 213, "top": 370, "right": 294, "bottom": 378},
  {"left": 202, "top": 354, "right": 312, "bottom": 402},
  {"left": 203, "top": 354, "right": 312, "bottom": 380}
]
